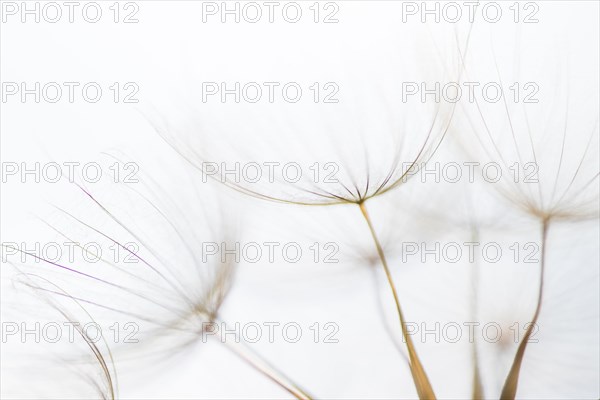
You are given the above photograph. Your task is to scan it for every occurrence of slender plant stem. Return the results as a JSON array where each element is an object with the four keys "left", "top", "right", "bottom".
[
  {"left": 358, "top": 202, "right": 436, "bottom": 400},
  {"left": 500, "top": 220, "right": 549, "bottom": 400},
  {"left": 215, "top": 321, "right": 312, "bottom": 400},
  {"left": 469, "top": 228, "right": 483, "bottom": 400}
]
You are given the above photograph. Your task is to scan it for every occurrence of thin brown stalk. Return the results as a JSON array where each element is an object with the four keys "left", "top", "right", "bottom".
[
  {"left": 469, "top": 227, "right": 483, "bottom": 400},
  {"left": 358, "top": 202, "right": 436, "bottom": 400},
  {"left": 472, "top": 366, "right": 483, "bottom": 400},
  {"left": 500, "top": 220, "right": 549, "bottom": 399},
  {"left": 216, "top": 321, "right": 312, "bottom": 400}
]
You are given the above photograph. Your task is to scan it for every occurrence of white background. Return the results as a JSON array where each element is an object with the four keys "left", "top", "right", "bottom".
[{"left": 1, "top": 1, "right": 599, "bottom": 399}]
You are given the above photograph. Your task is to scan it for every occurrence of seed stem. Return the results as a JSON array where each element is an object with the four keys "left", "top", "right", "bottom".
[
  {"left": 358, "top": 202, "right": 436, "bottom": 400},
  {"left": 215, "top": 321, "right": 312, "bottom": 400},
  {"left": 500, "top": 219, "right": 549, "bottom": 399}
]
